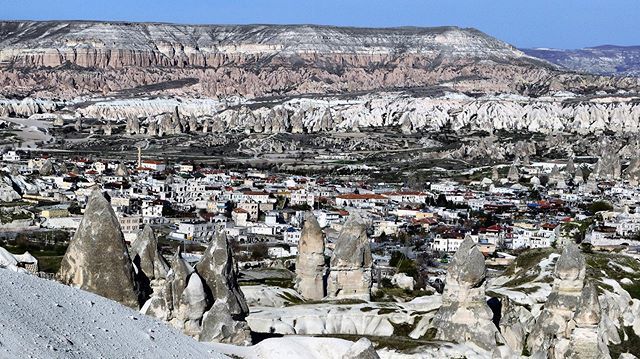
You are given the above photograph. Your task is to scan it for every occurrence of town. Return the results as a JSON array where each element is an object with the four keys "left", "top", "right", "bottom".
[
  {"left": 1, "top": 13, "right": 640, "bottom": 358},
  {"left": 2, "top": 147, "right": 638, "bottom": 288}
]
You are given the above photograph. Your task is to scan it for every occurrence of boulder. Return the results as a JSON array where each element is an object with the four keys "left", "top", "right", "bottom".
[
  {"left": 343, "top": 338, "right": 380, "bottom": 359},
  {"left": 0, "top": 177, "right": 21, "bottom": 202},
  {"left": 115, "top": 162, "right": 129, "bottom": 177},
  {"left": 391, "top": 273, "right": 415, "bottom": 291},
  {"left": 57, "top": 190, "right": 140, "bottom": 308}
]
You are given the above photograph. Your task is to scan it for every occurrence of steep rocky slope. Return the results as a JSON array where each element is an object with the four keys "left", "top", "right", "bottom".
[
  {"left": 524, "top": 45, "right": 640, "bottom": 77},
  {"left": 0, "top": 268, "right": 225, "bottom": 358},
  {"left": 1, "top": 21, "right": 637, "bottom": 98}
]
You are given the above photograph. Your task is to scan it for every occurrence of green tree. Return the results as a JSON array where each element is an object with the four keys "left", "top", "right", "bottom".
[{"left": 588, "top": 200, "right": 613, "bottom": 214}]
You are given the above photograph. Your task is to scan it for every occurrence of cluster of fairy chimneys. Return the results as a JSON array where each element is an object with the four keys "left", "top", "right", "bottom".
[
  {"left": 295, "top": 211, "right": 373, "bottom": 301},
  {"left": 37, "top": 160, "right": 127, "bottom": 178},
  {"left": 431, "top": 235, "right": 609, "bottom": 358},
  {"left": 57, "top": 190, "right": 250, "bottom": 344},
  {"left": 495, "top": 155, "right": 640, "bottom": 187},
  {"left": 121, "top": 106, "right": 348, "bottom": 137}
]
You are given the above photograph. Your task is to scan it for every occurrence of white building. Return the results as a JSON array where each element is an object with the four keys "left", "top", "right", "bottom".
[
  {"left": 383, "top": 191, "right": 431, "bottom": 204},
  {"left": 2, "top": 151, "right": 20, "bottom": 162},
  {"left": 283, "top": 228, "right": 302, "bottom": 244},
  {"left": 175, "top": 221, "right": 216, "bottom": 242},
  {"left": 118, "top": 215, "right": 142, "bottom": 243},
  {"left": 430, "top": 236, "right": 464, "bottom": 252},
  {"left": 290, "top": 188, "right": 315, "bottom": 207},
  {"left": 335, "top": 193, "right": 389, "bottom": 209},
  {"left": 142, "top": 200, "right": 164, "bottom": 218},
  {"left": 268, "top": 246, "right": 298, "bottom": 258},
  {"left": 141, "top": 160, "right": 166, "bottom": 172}
]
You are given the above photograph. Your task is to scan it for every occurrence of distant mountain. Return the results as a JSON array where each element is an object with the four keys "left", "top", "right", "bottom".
[
  {"left": 0, "top": 20, "right": 580, "bottom": 99},
  {"left": 0, "top": 21, "right": 637, "bottom": 99},
  {"left": 522, "top": 45, "right": 640, "bottom": 76}
]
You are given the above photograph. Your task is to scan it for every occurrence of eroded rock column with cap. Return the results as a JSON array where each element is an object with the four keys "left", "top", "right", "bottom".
[
  {"left": 430, "top": 235, "right": 504, "bottom": 352},
  {"left": 326, "top": 212, "right": 373, "bottom": 301},
  {"left": 295, "top": 212, "right": 327, "bottom": 300}
]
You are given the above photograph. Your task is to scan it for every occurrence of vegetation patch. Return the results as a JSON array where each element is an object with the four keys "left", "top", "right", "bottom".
[
  {"left": 0, "top": 210, "right": 32, "bottom": 224},
  {"left": 378, "top": 307, "right": 398, "bottom": 315},
  {"left": 503, "top": 248, "right": 556, "bottom": 276},
  {"left": 609, "top": 326, "right": 640, "bottom": 358},
  {"left": 516, "top": 285, "right": 541, "bottom": 294},
  {"left": 586, "top": 252, "right": 640, "bottom": 299},
  {"left": 276, "top": 291, "right": 304, "bottom": 305}
]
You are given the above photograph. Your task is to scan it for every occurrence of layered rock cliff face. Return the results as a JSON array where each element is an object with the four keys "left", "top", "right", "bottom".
[{"left": 1, "top": 21, "right": 637, "bottom": 98}]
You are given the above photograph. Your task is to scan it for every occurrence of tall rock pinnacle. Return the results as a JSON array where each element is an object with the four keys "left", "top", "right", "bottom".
[
  {"left": 430, "top": 235, "right": 504, "bottom": 352},
  {"left": 130, "top": 224, "right": 170, "bottom": 281},
  {"left": 525, "top": 243, "right": 610, "bottom": 358},
  {"left": 327, "top": 212, "right": 373, "bottom": 301},
  {"left": 295, "top": 212, "right": 327, "bottom": 300},
  {"left": 57, "top": 189, "right": 140, "bottom": 308},
  {"left": 196, "top": 230, "right": 251, "bottom": 344}
]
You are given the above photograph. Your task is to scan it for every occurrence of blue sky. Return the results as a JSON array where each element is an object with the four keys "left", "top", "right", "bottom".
[{"left": 1, "top": 0, "right": 638, "bottom": 49}]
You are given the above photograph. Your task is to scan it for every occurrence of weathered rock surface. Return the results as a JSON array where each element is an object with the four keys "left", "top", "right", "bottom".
[
  {"left": 523, "top": 45, "right": 640, "bottom": 77},
  {"left": 525, "top": 243, "right": 608, "bottom": 358},
  {"left": 499, "top": 298, "right": 535, "bottom": 354},
  {"left": 343, "top": 338, "right": 380, "bottom": 359},
  {"left": 57, "top": 190, "right": 140, "bottom": 308},
  {"left": 39, "top": 159, "right": 53, "bottom": 176},
  {"left": 0, "top": 21, "right": 608, "bottom": 99},
  {"left": 0, "top": 176, "right": 21, "bottom": 202},
  {"left": 568, "top": 282, "right": 608, "bottom": 359},
  {"left": 141, "top": 233, "right": 251, "bottom": 345},
  {"left": 327, "top": 212, "right": 373, "bottom": 301},
  {"left": 248, "top": 298, "right": 442, "bottom": 337},
  {"left": 294, "top": 212, "right": 327, "bottom": 300},
  {"left": 196, "top": 231, "right": 251, "bottom": 344},
  {"left": 430, "top": 235, "right": 503, "bottom": 352},
  {"left": 129, "top": 225, "right": 169, "bottom": 281},
  {"left": 115, "top": 162, "right": 129, "bottom": 177}
]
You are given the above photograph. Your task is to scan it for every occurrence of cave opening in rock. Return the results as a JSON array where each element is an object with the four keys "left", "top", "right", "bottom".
[{"left": 487, "top": 296, "right": 502, "bottom": 329}]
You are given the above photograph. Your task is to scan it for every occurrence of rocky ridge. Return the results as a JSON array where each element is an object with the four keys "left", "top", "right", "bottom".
[
  {"left": 524, "top": 45, "right": 640, "bottom": 77},
  {"left": 430, "top": 235, "right": 505, "bottom": 353},
  {"left": 141, "top": 230, "right": 251, "bottom": 345},
  {"left": 1, "top": 21, "right": 638, "bottom": 98},
  {"left": 5, "top": 92, "right": 640, "bottom": 138}
]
